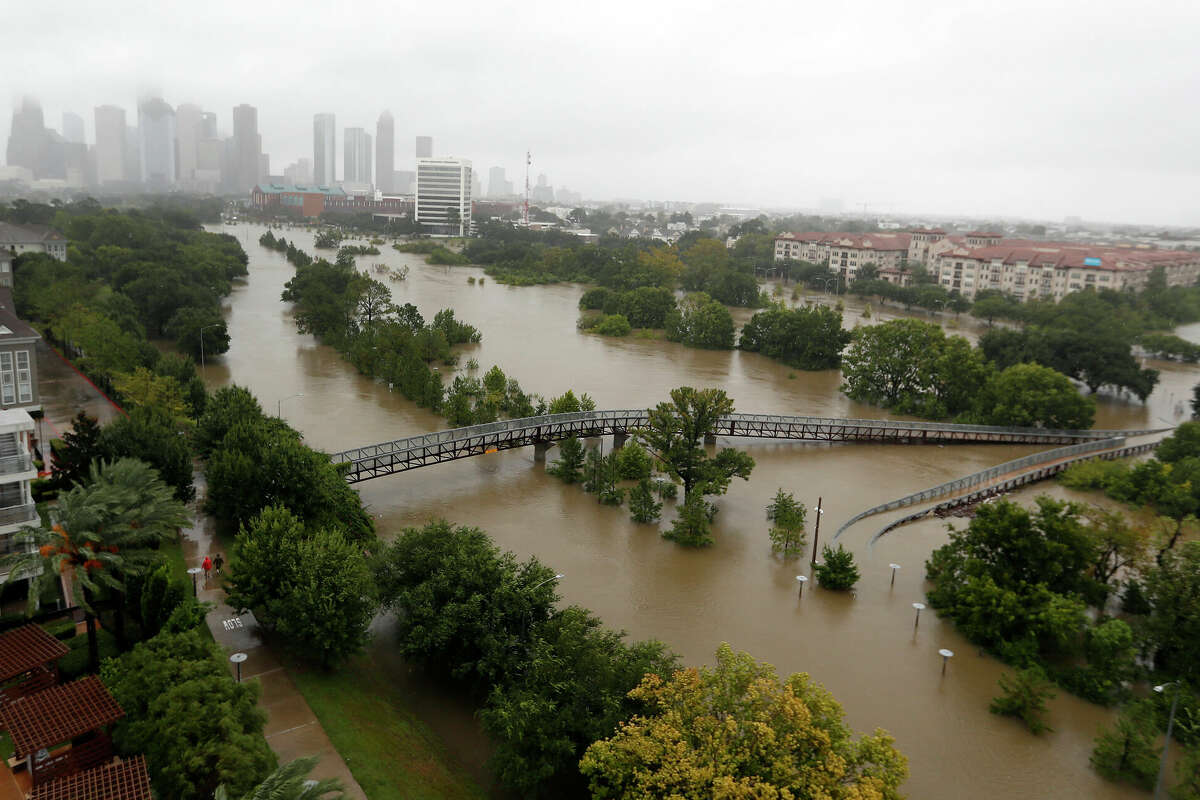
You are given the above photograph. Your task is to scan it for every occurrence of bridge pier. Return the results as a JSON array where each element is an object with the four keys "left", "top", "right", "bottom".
[
  {"left": 704, "top": 433, "right": 717, "bottom": 446},
  {"left": 534, "top": 441, "right": 550, "bottom": 462},
  {"left": 613, "top": 432, "right": 627, "bottom": 450}
]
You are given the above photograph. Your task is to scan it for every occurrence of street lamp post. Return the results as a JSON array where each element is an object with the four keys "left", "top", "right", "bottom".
[
  {"left": 1154, "top": 682, "right": 1180, "bottom": 800},
  {"left": 889, "top": 563, "right": 901, "bottom": 586},
  {"left": 229, "top": 652, "right": 247, "bottom": 683},
  {"left": 939, "top": 648, "right": 954, "bottom": 675},
  {"left": 198, "top": 323, "right": 221, "bottom": 371},
  {"left": 187, "top": 567, "right": 202, "bottom": 596},
  {"left": 912, "top": 602, "right": 926, "bottom": 630},
  {"left": 810, "top": 497, "right": 823, "bottom": 567},
  {"left": 795, "top": 574, "right": 807, "bottom": 598},
  {"left": 277, "top": 393, "right": 304, "bottom": 418}
]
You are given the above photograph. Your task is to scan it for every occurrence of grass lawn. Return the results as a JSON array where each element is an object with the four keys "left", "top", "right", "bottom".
[{"left": 288, "top": 652, "right": 487, "bottom": 800}]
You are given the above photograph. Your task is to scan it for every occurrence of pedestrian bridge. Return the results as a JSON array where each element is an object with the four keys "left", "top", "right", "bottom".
[{"left": 328, "top": 409, "right": 1166, "bottom": 484}]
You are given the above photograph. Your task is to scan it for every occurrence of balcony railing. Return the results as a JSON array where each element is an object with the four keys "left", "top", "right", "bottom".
[
  {"left": 0, "top": 454, "right": 33, "bottom": 476},
  {"left": 0, "top": 503, "right": 37, "bottom": 527}
]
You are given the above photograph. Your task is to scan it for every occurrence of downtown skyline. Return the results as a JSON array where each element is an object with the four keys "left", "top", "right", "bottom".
[{"left": 2, "top": 0, "right": 1199, "bottom": 225}]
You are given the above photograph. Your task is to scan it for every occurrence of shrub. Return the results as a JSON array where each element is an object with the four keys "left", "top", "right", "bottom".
[
  {"left": 593, "top": 314, "right": 632, "bottom": 337},
  {"left": 815, "top": 544, "right": 859, "bottom": 590}
]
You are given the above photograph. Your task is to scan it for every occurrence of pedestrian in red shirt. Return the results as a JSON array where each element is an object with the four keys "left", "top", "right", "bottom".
[{"left": 202, "top": 555, "right": 213, "bottom": 587}]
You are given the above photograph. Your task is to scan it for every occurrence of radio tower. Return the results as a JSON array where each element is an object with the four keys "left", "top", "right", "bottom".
[{"left": 523, "top": 150, "right": 531, "bottom": 228}]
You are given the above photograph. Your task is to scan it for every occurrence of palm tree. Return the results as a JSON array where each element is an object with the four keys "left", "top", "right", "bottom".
[
  {"left": 3, "top": 458, "right": 189, "bottom": 671},
  {"left": 214, "top": 757, "right": 343, "bottom": 800}
]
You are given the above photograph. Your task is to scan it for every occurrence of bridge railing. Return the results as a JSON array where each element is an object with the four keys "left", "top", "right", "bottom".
[
  {"left": 330, "top": 409, "right": 1162, "bottom": 465},
  {"left": 832, "top": 436, "right": 1127, "bottom": 541}
]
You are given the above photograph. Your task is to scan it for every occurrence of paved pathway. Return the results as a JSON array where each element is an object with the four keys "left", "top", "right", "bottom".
[{"left": 182, "top": 502, "right": 367, "bottom": 799}]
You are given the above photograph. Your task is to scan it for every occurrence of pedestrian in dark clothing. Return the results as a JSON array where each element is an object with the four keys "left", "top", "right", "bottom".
[{"left": 213, "top": 553, "right": 224, "bottom": 575}]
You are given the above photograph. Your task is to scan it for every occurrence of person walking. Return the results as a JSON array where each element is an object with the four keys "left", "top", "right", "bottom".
[
  {"left": 213, "top": 553, "right": 224, "bottom": 576},
  {"left": 202, "top": 555, "right": 213, "bottom": 588}
]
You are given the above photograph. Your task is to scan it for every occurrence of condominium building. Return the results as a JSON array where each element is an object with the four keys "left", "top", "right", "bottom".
[
  {"left": 0, "top": 407, "right": 39, "bottom": 573},
  {"left": 416, "top": 157, "right": 472, "bottom": 235},
  {"left": 313, "top": 113, "right": 336, "bottom": 186},
  {"left": 774, "top": 232, "right": 910, "bottom": 281}
]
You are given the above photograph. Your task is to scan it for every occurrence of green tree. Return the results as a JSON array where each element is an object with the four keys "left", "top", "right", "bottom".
[
  {"left": 628, "top": 478, "right": 662, "bottom": 523},
  {"left": 1142, "top": 541, "right": 1200, "bottom": 683},
  {"left": 739, "top": 304, "right": 852, "bottom": 369},
  {"left": 102, "top": 629, "right": 276, "bottom": 800},
  {"left": 592, "top": 314, "right": 631, "bottom": 336},
  {"left": 215, "top": 756, "right": 343, "bottom": 800},
  {"left": 1090, "top": 700, "right": 1160, "bottom": 790},
  {"left": 6, "top": 459, "right": 188, "bottom": 670},
  {"left": 1174, "top": 744, "right": 1200, "bottom": 799},
  {"left": 840, "top": 319, "right": 951, "bottom": 414},
  {"left": 547, "top": 437, "right": 585, "bottom": 483},
  {"left": 816, "top": 544, "right": 860, "bottom": 590},
  {"left": 989, "top": 666, "right": 1056, "bottom": 734},
  {"left": 478, "top": 606, "right": 677, "bottom": 796},
  {"left": 613, "top": 441, "right": 653, "bottom": 480},
  {"left": 664, "top": 292, "right": 736, "bottom": 349},
  {"left": 100, "top": 406, "right": 196, "bottom": 502},
  {"left": 373, "top": 520, "right": 560, "bottom": 693},
  {"left": 195, "top": 385, "right": 264, "bottom": 457},
  {"left": 579, "top": 643, "right": 908, "bottom": 799},
  {"left": 113, "top": 367, "right": 191, "bottom": 423},
  {"left": 767, "top": 489, "right": 807, "bottom": 556},
  {"left": 167, "top": 307, "right": 230, "bottom": 362},
  {"left": 547, "top": 390, "right": 596, "bottom": 414},
  {"left": 969, "top": 363, "right": 1095, "bottom": 429},
  {"left": 50, "top": 411, "right": 104, "bottom": 492}
]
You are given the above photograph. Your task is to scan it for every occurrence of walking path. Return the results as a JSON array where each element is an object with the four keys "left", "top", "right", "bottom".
[
  {"left": 36, "top": 341, "right": 367, "bottom": 799},
  {"left": 182, "top": 496, "right": 368, "bottom": 800}
]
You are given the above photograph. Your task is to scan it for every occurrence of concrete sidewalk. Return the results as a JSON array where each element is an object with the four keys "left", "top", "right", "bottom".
[{"left": 183, "top": 506, "right": 367, "bottom": 799}]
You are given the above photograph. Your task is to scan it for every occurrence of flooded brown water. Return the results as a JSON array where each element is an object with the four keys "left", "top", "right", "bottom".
[{"left": 204, "top": 223, "right": 1198, "bottom": 799}]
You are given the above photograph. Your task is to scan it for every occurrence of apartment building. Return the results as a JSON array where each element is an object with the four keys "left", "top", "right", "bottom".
[
  {"left": 930, "top": 243, "right": 1200, "bottom": 302},
  {"left": 0, "top": 223, "right": 68, "bottom": 261},
  {"left": 0, "top": 407, "right": 40, "bottom": 575},
  {"left": 826, "top": 234, "right": 910, "bottom": 280}
]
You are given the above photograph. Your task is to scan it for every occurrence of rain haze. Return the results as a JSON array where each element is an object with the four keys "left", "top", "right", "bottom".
[{"left": 4, "top": 0, "right": 1199, "bottom": 224}]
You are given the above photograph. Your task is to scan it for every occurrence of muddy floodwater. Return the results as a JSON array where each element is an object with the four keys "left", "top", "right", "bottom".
[{"left": 204, "top": 223, "right": 1198, "bottom": 799}]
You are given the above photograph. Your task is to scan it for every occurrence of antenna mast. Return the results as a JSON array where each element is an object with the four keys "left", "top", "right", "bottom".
[{"left": 524, "top": 150, "right": 531, "bottom": 227}]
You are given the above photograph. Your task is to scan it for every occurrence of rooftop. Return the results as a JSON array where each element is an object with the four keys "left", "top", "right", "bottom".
[
  {"left": 0, "top": 287, "right": 41, "bottom": 343},
  {"left": 30, "top": 756, "right": 152, "bottom": 800},
  {"left": 0, "top": 223, "right": 66, "bottom": 247},
  {"left": 0, "top": 625, "right": 68, "bottom": 682},
  {"left": 254, "top": 182, "right": 346, "bottom": 197},
  {"left": 0, "top": 677, "right": 124, "bottom": 757}
]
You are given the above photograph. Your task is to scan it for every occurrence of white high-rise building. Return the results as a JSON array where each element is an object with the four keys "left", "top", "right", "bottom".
[
  {"left": 343, "top": 127, "right": 372, "bottom": 186},
  {"left": 175, "top": 103, "right": 203, "bottom": 187},
  {"left": 313, "top": 113, "right": 336, "bottom": 186},
  {"left": 416, "top": 157, "right": 472, "bottom": 236},
  {"left": 93, "top": 105, "right": 126, "bottom": 185},
  {"left": 137, "top": 97, "right": 176, "bottom": 190}
]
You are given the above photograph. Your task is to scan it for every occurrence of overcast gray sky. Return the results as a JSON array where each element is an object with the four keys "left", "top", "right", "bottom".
[{"left": 5, "top": 0, "right": 1198, "bottom": 225}]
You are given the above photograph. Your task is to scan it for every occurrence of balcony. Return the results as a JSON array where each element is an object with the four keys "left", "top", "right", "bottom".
[
  {"left": 0, "top": 503, "right": 37, "bottom": 528},
  {"left": 0, "top": 455, "right": 33, "bottom": 477}
]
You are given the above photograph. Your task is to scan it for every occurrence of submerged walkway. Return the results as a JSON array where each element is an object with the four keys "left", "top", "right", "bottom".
[{"left": 181, "top": 492, "right": 367, "bottom": 799}]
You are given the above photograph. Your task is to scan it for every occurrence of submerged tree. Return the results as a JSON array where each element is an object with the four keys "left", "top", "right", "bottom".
[
  {"left": 767, "top": 489, "right": 807, "bottom": 556},
  {"left": 989, "top": 666, "right": 1056, "bottom": 734}
]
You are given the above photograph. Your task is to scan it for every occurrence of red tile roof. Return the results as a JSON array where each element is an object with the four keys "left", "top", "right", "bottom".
[
  {"left": 30, "top": 755, "right": 152, "bottom": 800},
  {"left": 0, "top": 625, "right": 69, "bottom": 682},
  {"left": 0, "top": 677, "right": 124, "bottom": 757}
]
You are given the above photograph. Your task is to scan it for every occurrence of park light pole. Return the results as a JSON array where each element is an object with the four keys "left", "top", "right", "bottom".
[
  {"left": 1154, "top": 682, "right": 1180, "bottom": 800},
  {"left": 198, "top": 323, "right": 221, "bottom": 371},
  {"left": 277, "top": 393, "right": 304, "bottom": 418},
  {"left": 187, "top": 567, "right": 202, "bottom": 596},
  {"left": 810, "top": 497, "right": 823, "bottom": 567},
  {"left": 229, "top": 652, "right": 247, "bottom": 683},
  {"left": 889, "top": 563, "right": 901, "bottom": 586},
  {"left": 912, "top": 602, "right": 926, "bottom": 630},
  {"left": 530, "top": 573, "right": 565, "bottom": 593},
  {"left": 939, "top": 648, "right": 954, "bottom": 675},
  {"left": 795, "top": 574, "right": 807, "bottom": 598}
]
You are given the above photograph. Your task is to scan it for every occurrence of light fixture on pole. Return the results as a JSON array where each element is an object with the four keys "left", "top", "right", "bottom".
[
  {"left": 912, "top": 602, "right": 925, "bottom": 630},
  {"left": 277, "top": 393, "right": 304, "bottom": 418},
  {"left": 1153, "top": 682, "right": 1180, "bottom": 800},
  {"left": 229, "top": 652, "right": 247, "bottom": 683},
  {"left": 795, "top": 574, "right": 808, "bottom": 598},
  {"left": 530, "top": 573, "right": 564, "bottom": 592},
  {"left": 187, "top": 566, "right": 202, "bottom": 596},
  {"left": 810, "top": 498, "right": 824, "bottom": 567},
  {"left": 198, "top": 323, "right": 221, "bottom": 371},
  {"left": 889, "top": 563, "right": 901, "bottom": 586},
  {"left": 938, "top": 648, "right": 954, "bottom": 675}
]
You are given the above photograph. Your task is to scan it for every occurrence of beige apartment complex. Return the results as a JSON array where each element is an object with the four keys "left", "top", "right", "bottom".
[{"left": 775, "top": 229, "right": 1200, "bottom": 303}]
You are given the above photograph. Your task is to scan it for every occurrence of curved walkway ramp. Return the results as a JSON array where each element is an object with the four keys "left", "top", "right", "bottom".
[
  {"left": 328, "top": 409, "right": 1166, "bottom": 484},
  {"left": 832, "top": 436, "right": 1160, "bottom": 546}
]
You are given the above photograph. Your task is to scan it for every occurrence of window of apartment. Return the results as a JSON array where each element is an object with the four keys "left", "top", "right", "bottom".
[
  {"left": 15, "top": 351, "right": 30, "bottom": 404},
  {"left": 0, "top": 353, "right": 13, "bottom": 405}
]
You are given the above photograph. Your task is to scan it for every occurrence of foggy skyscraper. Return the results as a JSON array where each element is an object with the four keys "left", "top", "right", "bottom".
[
  {"left": 61, "top": 112, "right": 85, "bottom": 145},
  {"left": 415, "top": 135, "right": 432, "bottom": 159},
  {"left": 6, "top": 97, "right": 48, "bottom": 178},
  {"left": 94, "top": 106, "right": 126, "bottom": 185},
  {"left": 175, "top": 103, "right": 203, "bottom": 186},
  {"left": 138, "top": 97, "right": 176, "bottom": 189},
  {"left": 313, "top": 113, "right": 336, "bottom": 185},
  {"left": 376, "top": 111, "right": 394, "bottom": 193},
  {"left": 232, "top": 103, "right": 262, "bottom": 192},
  {"left": 344, "top": 127, "right": 372, "bottom": 186}
]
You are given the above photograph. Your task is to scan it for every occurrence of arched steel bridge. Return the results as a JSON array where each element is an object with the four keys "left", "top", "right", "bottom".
[{"left": 328, "top": 409, "right": 1168, "bottom": 484}]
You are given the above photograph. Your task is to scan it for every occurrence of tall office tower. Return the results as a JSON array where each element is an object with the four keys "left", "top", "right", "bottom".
[
  {"left": 487, "top": 166, "right": 506, "bottom": 197},
  {"left": 375, "top": 111, "right": 394, "bottom": 193},
  {"left": 175, "top": 103, "right": 203, "bottom": 186},
  {"left": 61, "top": 112, "right": 85, "bottom": 145},
  {"left": 138, "top": 97, "right": 176, "bottom": 189},
  {"left": 393, "top": 170, "right": 415, "bottom": 194},
  {"left": 94, "top": 105, "right": 127, "bottom": 185},
  {"left": 6, "top": 97, "right": 49, "bottom": 177},
  {"left": 471, "top": 172, "right": 481, "bottom": 203},
  {"left": 283, "top": 158, "right": 312, "bottom": 184},
  {"left": 125, "top": 125, "right": 142, "bottom": 183},
  {"left": 415, "top": 157, "right": 471, "bottom": 236},
  {"left": 343, "top": 127, "right": 373, "bottom": 185},
  {"left": 415, "top": 135, "right": 432, "bottom": 159},
  {"left": 192, "top": 111, "right": 221, "bottom": 192},
  {"left": 199, "top": 112, "right": 217, "bottom": 140},
  {"left": 232, "top": 104, "right": 262, "bottom": 192},
  {"left": 313, "top": 113, "right": 336, "bottom": 185}
]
